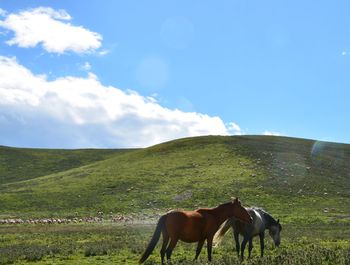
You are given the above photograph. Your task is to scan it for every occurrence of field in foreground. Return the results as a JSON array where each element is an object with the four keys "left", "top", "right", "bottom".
[{"left": 0, "top": 222, "right": 349, "bottom": 265}]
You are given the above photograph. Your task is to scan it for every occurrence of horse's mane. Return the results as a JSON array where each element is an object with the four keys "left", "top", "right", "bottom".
[
  {"left": 219, "top": 201, "right": 234, "bottom": 207},
  {"left": 196, "top": 201, "right": 233, "bottom": 212}
]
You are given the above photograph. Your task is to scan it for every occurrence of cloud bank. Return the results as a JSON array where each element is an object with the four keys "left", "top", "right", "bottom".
[
  {"left": 0, "top": 56, "right": 240, "bottom": 148},
  {"left": 0, "top": 7, "right": 102, "bottom": 54},
  {"left": 263, "top": 130, "right": 282, "bottom": 136}
]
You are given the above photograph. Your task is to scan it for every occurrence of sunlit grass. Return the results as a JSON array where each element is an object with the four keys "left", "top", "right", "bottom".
[{"left": 0, "top": 223, "right": 349, "bottom": 264}]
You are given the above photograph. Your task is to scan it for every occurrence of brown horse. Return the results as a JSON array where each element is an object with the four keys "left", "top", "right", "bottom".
[{"left": 139, "top": 198, "right": 252, "bottom": 264}]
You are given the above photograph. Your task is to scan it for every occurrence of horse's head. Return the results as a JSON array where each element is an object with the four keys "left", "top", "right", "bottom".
[
  {"left": 231, "top": 197, "right": 252, "bottom": 224},
  {"left": 268, "top": 219, "right": 282, "bottom": 246}
]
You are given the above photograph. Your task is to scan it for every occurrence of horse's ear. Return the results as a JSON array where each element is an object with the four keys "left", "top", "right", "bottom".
[
  {"left": 230, "top": 197, "right": 237, "bottom": 204},
  {"left": 277, "top": 219, "right": 280, "bottom": 224},
  {"left": 231, "top": 197, "right": 239, "bottom": 204}
]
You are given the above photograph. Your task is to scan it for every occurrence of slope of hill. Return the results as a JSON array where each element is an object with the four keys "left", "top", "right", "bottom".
[
  {"left": 0, "top": 146, "right": 134, "bottom": 185},
  {"left": 0, "top": 136, "right": 349, "bottom": 223}
]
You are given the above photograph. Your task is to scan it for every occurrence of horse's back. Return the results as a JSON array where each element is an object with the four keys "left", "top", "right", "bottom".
[
  {"left": 249, "top": 208, "right": 265, "bottom": 235},
  {"left": 165, "top": 210, "right": 207, "bottom": 242},
  {"left": 233, "top": 208, "right": 264, "bottom": 236},
  {"left": 166, "top": 210, "right": 201, "bottom": 220},
  {"left": 165, "top": 210, "right": 192, "bottom": 226}
]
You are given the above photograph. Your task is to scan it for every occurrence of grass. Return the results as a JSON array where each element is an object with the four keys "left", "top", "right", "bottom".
[
  {"left": 0, "top": 222, "right": 349, "bottom": 265},
  {"left": 0, "top": 135, "right": 349, "bottom": 221},
  {"left": 0, "top": 135, "right": 349, "bottom": 264},
  {"left": 0, "top": 145, "right": 133, "bottom": 185}
]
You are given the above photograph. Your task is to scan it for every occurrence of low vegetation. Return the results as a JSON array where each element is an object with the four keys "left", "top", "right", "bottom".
[{"left": 0, "top": 222, "right": 349, "bottom": 264}]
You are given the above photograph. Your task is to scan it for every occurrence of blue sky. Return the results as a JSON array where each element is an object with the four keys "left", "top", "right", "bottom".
[{"left": 0, "top": 1, "right": 350, "bottom": 148}]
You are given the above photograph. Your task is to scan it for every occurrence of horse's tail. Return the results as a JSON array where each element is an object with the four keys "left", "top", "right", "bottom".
[
  {"left": 213, "top": 218, "right": 233, "bottom": 247},
  {"left": 139, "top": 214, "right": 167, "bottom": 263}
]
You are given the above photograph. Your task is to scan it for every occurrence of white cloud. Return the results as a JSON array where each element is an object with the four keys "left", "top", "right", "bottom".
[
  {"left": 80, "top": 62, "right": 92, "bottom": 71},
  {"left": 0, "top": 56, "right": 237, "bottom": 148},
  {"left": 97, "top": 49, "right": 109, "bottom": 56},
  {"left": 226, "top": 122, "right": 242, "bottom": 135},
  {"left": 0, "top": 8, "right": 7, "bottom": 17},
  {"left": 341, "top": 51, "right": 347, "bottom": 56},
  {"left": 263, "top": 130, "right": 282, "bottom": 136},
  {"left": 0, "top": 7, "right": 102, "bottom": 54}
]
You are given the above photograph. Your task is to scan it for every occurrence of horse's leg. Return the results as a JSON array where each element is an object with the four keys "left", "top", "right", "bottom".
[
  {"left": 259, "top": 232, "right": 265, "bottom": 257},
  {"left": 166, "top": 238, "right": 178, "bottom": 261},
  {"left": 207, "top": 237, "right": 213, "bottom": 262},
  {"left": 233, "top": 230, "right": 240, "bottom": 257},
  {"left": 160, "top": 231, "right": 169, "bottom": 265},
  {"left": 240, "top": 236, "right": 249, "bottom": 260},
  {"left": 248, "top": 237, "right": 253, "bottom": 258},
  {"left": 194, "top": 240, "right": 205, "bottom": 260}
]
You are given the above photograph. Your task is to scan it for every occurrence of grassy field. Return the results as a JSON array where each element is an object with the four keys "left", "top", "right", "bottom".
[
  {"left": 0, "top": 222, "right": 349, "bottom": 265},
  {"left": 0, "top": 135, "right": 349, "bottom": 264}
]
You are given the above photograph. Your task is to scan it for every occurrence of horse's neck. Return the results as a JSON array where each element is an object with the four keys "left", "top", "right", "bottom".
[
  {"left": 212, "top": 206, "right": 234, "bottom": 225},
  {"left": 261, "top": 211, "right": 275, "bottom": 228}
]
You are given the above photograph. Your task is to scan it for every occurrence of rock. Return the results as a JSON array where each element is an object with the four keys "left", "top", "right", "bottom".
[{"left": 173, "top": 190, "right": 192, "bottom": 202}]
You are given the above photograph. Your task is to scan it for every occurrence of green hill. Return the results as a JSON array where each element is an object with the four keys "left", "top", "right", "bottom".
[
  {"left": 0, "top": 146, "right": 133, "bottom": 184},
  {"left": 0, "top": 136, "right": 349, "bottom": 223}
]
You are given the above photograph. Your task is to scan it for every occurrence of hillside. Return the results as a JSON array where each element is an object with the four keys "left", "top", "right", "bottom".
[
  {"left": 0, "top": 136, "right": 349, "bottom": 223},
  {"left": 0, "top": 146, "right": 133, "bottom": 184}
]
